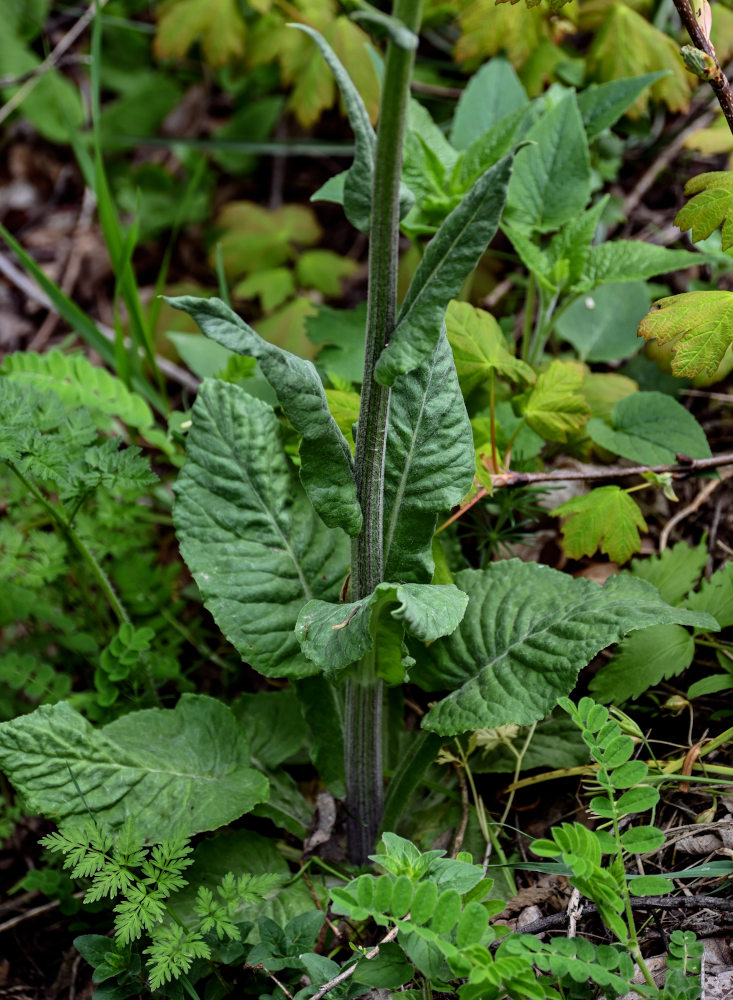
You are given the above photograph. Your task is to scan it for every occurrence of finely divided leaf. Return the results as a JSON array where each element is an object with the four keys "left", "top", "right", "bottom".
[
  {"left": 675, "top": 171, "right": 733, "bottom": 249},
  {"left": 553, "top": 485, "right": 647, "bottom": 564},
  {"left": 383, "top": 331, "right": 475, "bottom": 583},
  {"left": 167, "top": 296, "right": 361, "bottom": 535},
  {"left": 587, "top": 391, "right": 711, "bottom": 464},
  {"left": 637, "top": 290, "right": 733, "bottom": 378},
  {"left": 521, "top": 360, "right": 590, "bottom": 442},
  {"left": 0, "top": 695, "right": 268, "bottom": 839},
  {"left": 445, "top": 300, "right": 534, "bottom": 396},
  {"left": 374, "top": 153, "right": 514, "bottom": 386},
  {"left": 413, "top": 562, "right": 717, "bottom": 735},
  {"left": 174, "top": 380, "right": 349, "bottom": 678},
  {"left": 590, "top": 624, "right": 694, "bottom": 702},
  {"left": 296, "top": 583, "right": 468, "bottom": 679}
]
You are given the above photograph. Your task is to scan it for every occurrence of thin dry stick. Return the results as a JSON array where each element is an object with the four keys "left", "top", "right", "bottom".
[
  {"left": 659, "top": 467, "right": 733, "bottom": 550},
  {"left": 0, "top": 898, "right": 63, "bottom": 935},
  {"left": 490, "top": 453, "right": 733, "bottom": 488},
  {"left": 451, "top": 761, "right": 470, "bottom": 858},
  {"left": 309, "top": 923, "right": 401, "bottom": 1000},
  {"left": 0, "top": 0, "right": 111, "bottom": 128},
  {"left": 566, "top": 887, "right": 583, "bottom": 939}
]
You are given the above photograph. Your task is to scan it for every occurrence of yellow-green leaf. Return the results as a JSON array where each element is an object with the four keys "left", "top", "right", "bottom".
[
  {"left": 455, "top": 0, "right": 552, "bottom": 69},
  {"left": 675, "top": 171, "right": 733, "bottom": 249},
  {"left": 155, "top": 0, "right": 246, "bottom": 66},
  {"left": 325, "top": 387, "right": 360, "bottom": 452},
  {"left": 445, "top": 300, "right": 535, "bottom": 395},
  {"left": 553, "top": 486, "right": 647, "bottom": 564},
  {"left": 214, "top": 202, "right": 322, "bottom": 279},
  {"left": 637, "top": 290, "right": 733, "bottom": 378},
  {"left": 522, "top": 360, "right": 590, "bottom": 442}
]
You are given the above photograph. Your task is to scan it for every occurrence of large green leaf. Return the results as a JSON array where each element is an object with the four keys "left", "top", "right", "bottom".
[
  {"left": 555, "top": 282, "right": 649, "bottom": 362},
  {"left": 637, "top": 290, "right": 733, "bottom": 378},
  {"left": 587, "top": 391, "right": 712, "bottom": 464},
  {"left": 174, "top": 380, "right": 349, "bottom": 678},
  {"left": 445, "top": 301, "right": 534, "bottom": 395},
  {"left": 584, "top": 241, "right": 704, "bottom": 287},
  {"left": 504, "top": 91, "right": 590, "bottom": 233},
  {"left": 450, "top": 57, "right": 528, "bottom": 151},
  {"left": 411, "top": 561, "right": 718, "bottom": 735},
  {"left": 167, "top": 296, "right": 361, "bottom": 536},
  {"left": 521, "top": 360, "right": 590, "bottom": 442},
  {"left": 383, "top": 330, "right": 475, "bottom": 583},
  {"left": 0, "top": 695, "right": 268, "bottom": 839},
  {"left": 374, "top": 153, "right": 514, "bottom": 386},
  {"left": 296, "top": 582, "right": 468, "bottom": 679},
  {"left": 577, "top": 73, "right": 667, "bottom": 142},
  {"left": 590, "top": 624, "right": 694, "bottom": 703},
  {"left": 553, "top": 486, "right": 647, "bottom": 564}
]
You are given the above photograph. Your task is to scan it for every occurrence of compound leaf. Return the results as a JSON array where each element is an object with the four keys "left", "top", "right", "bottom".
[
  {"left": 675, "top": 171, "right": 733, "bottom": 249},
  {"left": 174, "top": 380, "right": 349, "bottom": 678},
  {"left": 413, "top": 562, "right": 717, "bottom": 735},
  {"left": 587, "top": 391, "right": 711, "bottom": 464},
  {"left": 167, "top": 296, "right": 361, "bottom": 535},
  {"left": 553, "top": 486, "right": 647, "bottom": 564},
  {"left": 0, "top": 695, "right": 268, "bottom": 839},
  {"left": 637, "top": 290, "right": 733, "bottom": 378}
]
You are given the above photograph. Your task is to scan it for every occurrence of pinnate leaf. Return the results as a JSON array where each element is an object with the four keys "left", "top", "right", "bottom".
[
  {"left": 413, "top": 561, "right": 716, "bottom": 735},
  {"left": 675, "top": 171, "right": 733, "bottom": 249},
  {"left": 638, "top": 290, "right": 733, "bottom": 378},
  {"left": 553, "top": 485, "right": 647, "bottom": 564}
]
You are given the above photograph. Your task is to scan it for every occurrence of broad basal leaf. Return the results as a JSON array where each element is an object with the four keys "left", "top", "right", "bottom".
[
  {"left": 450, "top": 57, "right": 528, "bottom": 151},
  {"left": 675, "top": 171, "right": 733, "bottom": 250},
  {"left": 629, "top": 539, "right": 708, "bottom": 606},
  {"left": 173, "top": 380, "right": 349, "bottom": 678},
  {"left": 577, "top": 73, "right": 667, "bottom": 141},
  {"left": 590, "top": 624, "right": 694, "bottom": 702},
  {"left": 374, "top": 153, "right": 514, "bottom": 386},
  {"left": 296, "top": 582, "right": 468, "bottom": 679},
  {"left": 555, "top": 282, "right": 650, "bottom": 362},
  {"left": 553, "top": 485, "right": 647, "bottom": 564},
  {"left": 583, "top": 241, "right": 704, "bottom": 288},
  {"left": 0, "top": 695, "right": 268, "bottom": 839},
  {"left": 155, "top": 0, "right": 246, "bottom": 67},
  {"left": 445, "top": 301, "right": 534, "bottom": 396},
  {"left": 637, "top": 290, "right": 733, "bottom": 378},
  {"left": 383, "top": 330, "right": 475, "bottom": 583},
  {"left": 167, "top": 296, "right": 361, "bottom": 535},
  {"left": 504, "top": 91, "right": 590, "bottom": 233},
  {"left": 587, "top": 390, "right": 711, "bottom": 464},
  {"left": 521, "top": 360, "right": 590, "bottom": 442},
  {"left": 411, "top": 561, "right": 717, "bottom": 735}
]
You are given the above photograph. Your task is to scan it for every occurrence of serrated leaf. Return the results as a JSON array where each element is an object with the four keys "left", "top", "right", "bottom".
[
  {"left": 676, "top": 171, "right": 733, "bottom": 250},
  {"left": 154, "top": 0, "right": 246, "bottom": 66},
  {"left": 295, "top": 582, "right": 468, "bottom": 679},
  {"left": 234, "top": 268, "right": 295, "bottom": 313},
  {"left": 553, "top": 486, "right": 647, "bottom": 564},
  {"left": 383, "top": 329, "right": 475, "bottom": 583},
  {"left": 167, "top": 296, "right": 361, "bottom": 535},
  {"left": 587, "top": 390, "right": 711, "bottom": 464},
  {"left": 522, "top": 360, "right": 590, "bottom": 442},
  {"left": 445, "top": 300, "right": 534, "bottom": 395},
  {"left": 546, "top": 197, "right": 608, "bottom": 291},
  {"left": 590, "top": 624, "right": 694, "bottom": 702},
  {"left": 296, "top": 250, "right": 358, "bottom": 298},
  {"left": 637, "top": 290, "right": 733, "bottom": 378},
  {"left": 629, "top": 539, "right": 708, "bottom": 606},
  {"left": 504, "top": 91, "right": 590, "bottom": 233},
  {"left": 577, "top": 73, "right": 667, "bottom": 141},
  {"left": 686, "top": 562, "right": 733, "bottom": 629},
  {"left": 375, "top": 153, "right": 514, "bottom": 385},
  {"left": 556, "top": 283, "right": 650, "bottom": 362},
  {"left": 455, "top": 0, "right": 553, "bottom": 76},
  {"left": 450, "top": 57, "right": 528, "bottom": 150},
  {"left": 213, "top": 201, "right": 321, "bottom": 278},
  {"left": 584, "top": 241, "right": 704, "bottom": 287},
  {"left": 0, "top": 695, "right": 268, "bottom": 839},
  {"left": 455, "top": 107, "right": 531, "bottom": 191},
  {"left": 174, "top": 381, "right": 348, "bottom": 678},
  {"left": 413, "top": 562, "right": 715, "bottom": 735}
]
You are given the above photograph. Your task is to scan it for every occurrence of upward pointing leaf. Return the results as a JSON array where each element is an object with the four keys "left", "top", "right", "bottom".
[
  {"left": 174, "top": 381, "right": 349, "bottom": 678},
  {"left": 375, "top": 153, "right": 514, "bottom": 386},
  {"left": 445, "top": 301, "right": 535, "bottom": 395},
  {"left": 577, "top": 73, "right": 667, "bottom": 141},
  {"left": 0, "top": 695, "right": 269, "bottom": 839},
  {"left": 675, "top": 171, "right": 733, "bottom": 249},
  {"left": 637, "top": 290, "right": 733, "bottom": 378},
  {"left": 412, "top": 562, "right": 718, "bottom": 735},
  {"left": 167, "top": 296, "right": 361, "bottom": 536},
  {"left": 450, "top": 57, "right": 528, "bottom": 151}
]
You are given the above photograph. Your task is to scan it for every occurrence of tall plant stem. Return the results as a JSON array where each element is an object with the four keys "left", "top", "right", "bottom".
[{"left": 346, "top": 0, "right": 422, "bottom": 864}]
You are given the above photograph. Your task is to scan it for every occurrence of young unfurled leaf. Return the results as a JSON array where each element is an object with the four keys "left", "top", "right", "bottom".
[
  {"left": 445, "top": 300, "right": 534, "bottom": 395},
  {"left": 637, "top": 290, "right": 733, "bottom": 377},
  {"left": 675, "top": 171, "right": 733, "bottom": 249},
  {"left": 553, "top": 486, "right": 647, "bottom": 564},
  {"left": 155, "top": 0, "right": 246, "bottom": 67},
  {"left": 521, "top": 360, "right": 590, "bottom": 442}
]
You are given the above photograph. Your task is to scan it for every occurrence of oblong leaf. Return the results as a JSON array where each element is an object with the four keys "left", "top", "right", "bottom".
[
  {"left": 620, "top": 826, "right": 665, "bottom": 854},
  {"left": 0, "top": 695, "right": 269, "bottom": 839},
  {"left": 413, "top": 561, "right": 718, "bottom": 736},
  {"left": 174, "top": 380, "right": 349, "bottom": 678},
  {"left": 374, "top": 153, "right": 515, "bottom": 386}
]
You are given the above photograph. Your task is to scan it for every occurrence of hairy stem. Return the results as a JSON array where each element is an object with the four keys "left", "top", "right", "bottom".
[{"left": 346, "top": 0, "right": 422, "bottom": 863}]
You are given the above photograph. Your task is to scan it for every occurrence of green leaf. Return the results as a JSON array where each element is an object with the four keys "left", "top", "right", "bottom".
[
  {"left": 616, "top": 784, "right": 659, "bottom": 816},
  {"left": 174, "top": 380, "right": 349, "bottom": 678},
  {"left": 620, "top": 826, "right": 665, "bottom": 854},
  {"left": 450, "top": 57, "right": 528, "bottom": 150},
  {"left": 577, "top": 72, "right": 667, "bottom": 141},
  {"left": 294, "top": 676, "right": 345, "bottom": 797},
  {"left": 553, "top": 486, "right": 647, "bottom": 564},
  {"left": 296, "top": 250, "right": 358, "bottom": 298},
  {"left": 676, "top": 171, "right": 733, "bottom": 250},
  {"left": 295, "top": 582, "right": 468, "bottom": 679},
  {"left": 521, "top": 360, "right": 590, "bottom": 442},
  {"left": 587, "top": 391, "right": 712, "bottom": 465},
  {"left": 445, "top": 300, "right": 535, "bottom": 395},
  {"left": 637, "top": 290, "right": 733, "bottom": 378},
  {"left": 154, "top": 0, "right": 246, "bottom": 65},
  {"left": 504, "top": 91, "right": 590, "bottom": 233},
  {"left": 629, "top": 538, "right": 708, "bottom": 606},
  {"left": 610, "top": 760, "right": 649, "bottom": 789},
  {"left": 0, "top": 695, "right": 268, "bottom": 839},
  {"left": 233, "top": 689, "right": 307, "bottom": 769},
  {"left": 383, "top": 330, "right": 475, "bottom": 583},
  {"left": 167, "top": 296, "right": 361, "bottom": 536},
  {"left": 686, "top": 562, "right": 733, "bottom": 629},
  {"left": 233, "top": 268, "right": 296, "bottom": 312},
  {"left": 629, "top": 874, "right": 674, "bottom": 895},
  {"left": 353, "top": 943, "right": 413, "bottom": 987},
  {"left": 413, "top": 561, "right": 716, "bottom": 735},
  {"left": 545, "top": 197, "right": 608, "bottom": 292},
  {"left": 589, "top": 624, "right": 695, "bottom": 702},
  {"left": 555, "top": 283, "right": 650, "bottom": 362},
  {"left": 454, "top": 107, "right": 529, "bottom": 191},
  {"left": 584, "top": 241, "right": 704, "bottom": 287},
  {"left": 470, "top": 714, "right": 589, "bottom": 774},
  {"left": 374, "top": 153, "right": 514, "bottom": 386}
]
